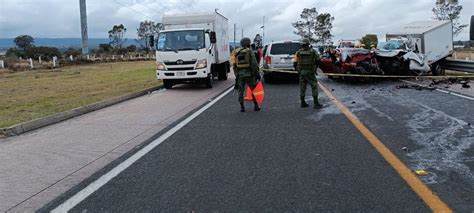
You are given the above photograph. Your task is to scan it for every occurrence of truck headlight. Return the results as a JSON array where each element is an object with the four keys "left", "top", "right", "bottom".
[
  {"left": 157, "top": 62, "right": 166, "bottom": 70},
  {"left": 196, "top": 59, "right": 207, "bottom": 69}
]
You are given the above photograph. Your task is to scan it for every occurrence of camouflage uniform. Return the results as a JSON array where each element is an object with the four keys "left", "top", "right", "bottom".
[
  {"left": 233, "top": 38, "right": 261, "bottom": 112},
  {"left": 295, "top": 39, "right": 322, "bottom": 108}
]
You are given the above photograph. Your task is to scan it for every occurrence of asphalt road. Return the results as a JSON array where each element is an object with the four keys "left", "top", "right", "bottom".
[{"left": 47, "top": 76, "right": 473, "bottom": 212}]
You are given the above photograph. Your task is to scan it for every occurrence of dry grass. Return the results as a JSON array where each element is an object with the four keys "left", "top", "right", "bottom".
[{"left": 0, "top": 61, "right": 160, "bottom": 128}]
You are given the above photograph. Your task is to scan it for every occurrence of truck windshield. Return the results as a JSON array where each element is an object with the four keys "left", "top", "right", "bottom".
[
  {"left": 378, "top": 41, "right": 404, "bottom": 50},
  {"left": 156, "top": 30, "right": 205, "bottom": 51}
]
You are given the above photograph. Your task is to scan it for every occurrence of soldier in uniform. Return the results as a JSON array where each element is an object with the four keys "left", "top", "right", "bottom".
[
  {"left": 294, "top": 38, "right": 323, "bottom": 109},
  {"left": 232, "top": 37, "right": 261, "bottom": 112}
]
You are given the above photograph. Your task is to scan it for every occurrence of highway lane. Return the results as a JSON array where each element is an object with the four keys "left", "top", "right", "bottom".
[{"left": 46, "top": 76, "right": 473, "bottom": 212}]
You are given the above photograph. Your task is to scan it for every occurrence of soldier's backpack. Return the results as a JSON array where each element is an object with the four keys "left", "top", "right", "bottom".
[
  {"left": 298, "top": 49, "right": 315, "bottom": 70},
  {"left": 235, "top": 48, "right": 251, "bottom": 69}
]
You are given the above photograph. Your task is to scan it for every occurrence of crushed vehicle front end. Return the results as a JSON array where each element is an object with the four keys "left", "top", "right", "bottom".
[{"left": 320, "top": 48, "right": 383, "bottom": 76}]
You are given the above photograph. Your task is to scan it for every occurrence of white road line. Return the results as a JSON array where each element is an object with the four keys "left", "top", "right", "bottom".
[
  {"left": 400, "top": 80, "right": 474, "bottom": 101},
  {"left": 51, "top": 87, "right": 234, "bottom": 213}
]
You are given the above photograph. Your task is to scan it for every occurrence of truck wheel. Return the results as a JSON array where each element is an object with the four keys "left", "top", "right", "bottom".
[
  {"left": 205, "top": 74, "right": 214, "bottom": 88},
  {"left": 163, "top": 79, "right": 173, "bottom": 89},
  {"left": 263, "top": 73, "right": 273, "bottom": 84},
  {"left": 431, "top": 63, "right": 445, "bottom": 76},
  {"left": 219, "top": 64, "right": 228, "bottom": 81}
]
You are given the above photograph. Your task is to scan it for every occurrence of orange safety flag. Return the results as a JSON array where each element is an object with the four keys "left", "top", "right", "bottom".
[{"left": 243, "top": 81, "right": 265, "bottom": 104}]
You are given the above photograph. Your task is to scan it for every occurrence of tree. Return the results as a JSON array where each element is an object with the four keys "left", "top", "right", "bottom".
[
  {"left": 314, "top": 13, "right": 334, "bottom": 46},
  {"left": 63, "top": 48, "right": 81, "bottom": 57},
  {"left": 126, "top": 45, "right": 137, "bottom": 52},
  {"left": 360, "top": 34, "right": 378, "bottom": 49},
  {"left": 292, "top": 8, "right": 334, "bottom": 45},
  {"left": 432, "top": 1, "right": 467, "bottom": 36},
  {"left": 292, "top": 8, "right": 319, "bottom": 43},
  {"left": 27, "top": 46, "right": 60, "bottom": 59},
  {"left": 6, "top": 48, "right": 24, "bottom": 58},
  {"left": 108, "top": 24, "right": 127, "bottom": 48},
  {"left": 14, "top": 35, "right": 34, "bottom": 52},
  {"left": 99, "top": 43, "right": 113, "bottom": 52},
  {"left": 137, "top": 20, "right": 163, "bottom": 51}
]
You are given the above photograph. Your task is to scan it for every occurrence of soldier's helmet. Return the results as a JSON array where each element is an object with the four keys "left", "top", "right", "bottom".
[
  {"left": 240, "top": 37, "right": 251, "bottom": 47},
  {"left": 301, "top": 38, "right": 310, "bottom": 45}
]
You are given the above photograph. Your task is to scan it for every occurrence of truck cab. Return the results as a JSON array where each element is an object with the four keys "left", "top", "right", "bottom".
[{"left": 155, "top": 12, "right": 230, "bottom": 89}]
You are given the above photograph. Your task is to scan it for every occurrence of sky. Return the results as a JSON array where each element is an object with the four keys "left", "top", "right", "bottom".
[{"left": 0, "top": 0, "right": 472, "bottom": 43}]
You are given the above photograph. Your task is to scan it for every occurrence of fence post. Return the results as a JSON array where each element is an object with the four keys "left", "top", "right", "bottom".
[
  {"left": 121, "top": 55, "right": 124, "bottom": 59},
  {"left": 39, "top": 56, "right": 42, "bottom": 64},
  {"left": 87, "top": 55, "right": 90, "bottom": 60},
  {"left": 0, "top": 60, "right": 4, "bottom": 69},
  {"left": 69, "top": 55, "right": 74, "bottom": 61},
  {"left": 112, "top": 55, "right": 115, "bottom": 60},
  {"left": 29, "top": 58, "right": 34, "bottom": 68},
  {"left": 53, "top": 56, "right": 57, "bottom": 67},
  {"left": 19, "top": 57, "right": 23, "bottom": 63}
]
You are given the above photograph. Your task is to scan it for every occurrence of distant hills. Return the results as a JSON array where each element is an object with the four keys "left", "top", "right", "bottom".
[{"left": 0, "top": 38, "right": 143, "bottom": 49}]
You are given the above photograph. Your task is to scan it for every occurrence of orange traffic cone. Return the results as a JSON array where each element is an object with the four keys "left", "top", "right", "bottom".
[{"left": 244, "top": 86, "right": 253, "bottom": 101}]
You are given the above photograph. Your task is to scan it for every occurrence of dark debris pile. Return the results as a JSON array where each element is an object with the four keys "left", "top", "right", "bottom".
[{"left": 429, "top": 78, "right": 471, "bottom": 89}]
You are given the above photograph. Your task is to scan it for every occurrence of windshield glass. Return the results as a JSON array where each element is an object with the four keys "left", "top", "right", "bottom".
[
  {"left": 157, "top": 30, "right": 205, "bottom": 51},
  {"left": 270, "top": 43, "right": 301, "bottom": 55},
  {"left": 378, "top": 41, "right": 404, "bottom": 50}
]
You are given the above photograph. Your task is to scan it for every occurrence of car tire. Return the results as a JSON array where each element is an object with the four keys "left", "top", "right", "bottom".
[
  {"left": 431, "top": 63, "right": 445, "bottom": 76},
  {"left": 163, "top": 79, "right": 173, "bottom": 89},
  {"left": 263, "top": 73, "right": 273, "bottom": 84},
  {"left": 205, "top": 74, "right": 213, "bottom": 88}
]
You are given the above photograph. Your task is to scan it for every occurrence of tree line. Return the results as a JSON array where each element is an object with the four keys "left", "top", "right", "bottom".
[{"left": 6, "top": 20, "right": 163, "bottom": 59}]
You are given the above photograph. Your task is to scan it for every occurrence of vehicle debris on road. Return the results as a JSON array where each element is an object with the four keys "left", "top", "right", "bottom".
[
  {"left": 415, "top": 170, "right": 429, "bottom": 176},
  {"left": 395, "top": 84, "right": 436, "bottom": 91}
]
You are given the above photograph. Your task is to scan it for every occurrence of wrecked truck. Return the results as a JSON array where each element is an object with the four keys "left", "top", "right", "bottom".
[
  {"left": 380, "top": 20, "right": 454, "bottom": 75},
  {"left": 320, "top": 21, "right": 454, "bottom": 76}
]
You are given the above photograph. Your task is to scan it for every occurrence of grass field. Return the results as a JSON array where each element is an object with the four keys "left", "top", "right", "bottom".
[{"left": 0, "top": 61, "right": 160, "bottom": 128}]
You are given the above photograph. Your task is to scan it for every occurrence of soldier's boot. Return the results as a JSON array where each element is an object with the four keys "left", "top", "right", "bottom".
[
  {"left": 301, "top": 97, "right": 309, "bottom": 108},
  {"left": 313, "top": 96, "right": 323, "bottom": 109},
  {"left": 240, "top": 101, "right": 245, "bottom": 112},
  {"left": 252, "top": 94, "right": 261, "bottom": 111}
]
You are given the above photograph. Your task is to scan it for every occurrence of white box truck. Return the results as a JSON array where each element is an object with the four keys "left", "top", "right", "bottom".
[
  {"left": 385, "top": 21, "right": 453, "bottom": 75},
  {"left": 155, "top": 12, "right": 230, "bottom": 89}
]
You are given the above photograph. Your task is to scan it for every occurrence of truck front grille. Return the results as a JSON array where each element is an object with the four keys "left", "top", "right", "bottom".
[
  {"left": 167, "top": 67, "right": 195, "bottom": 71},
  {"left": 164, "top": 60, "right": 197, "bottom": 65}
]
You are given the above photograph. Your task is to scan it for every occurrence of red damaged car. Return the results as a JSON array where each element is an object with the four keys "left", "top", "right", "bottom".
[{"left": 319, "top": 48, "right": 383, "bottom": 75}]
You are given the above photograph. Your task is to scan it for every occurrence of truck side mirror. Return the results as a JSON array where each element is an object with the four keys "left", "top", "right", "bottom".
[
  {"left": 210, "top": 32, "right": 216, "bottom": 44},
  {"left": 149, "top": 35, "right": 155, "bottom": 48}
]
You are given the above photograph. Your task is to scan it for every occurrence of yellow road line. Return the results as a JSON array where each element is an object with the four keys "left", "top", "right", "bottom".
[{"left": 318, "top": 83, "right": 452, "bottom": 213}]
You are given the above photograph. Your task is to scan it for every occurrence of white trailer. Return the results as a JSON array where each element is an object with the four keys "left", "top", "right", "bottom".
[
  {"left": 386, "top": 21, "right": 453, "bottom": 75},
  {"left": 156, "top": 12, "right": 230, "bottom": 89}
]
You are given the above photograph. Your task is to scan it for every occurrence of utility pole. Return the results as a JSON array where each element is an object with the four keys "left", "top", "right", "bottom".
[
  {"left": 241, "top": 28, "right": 243, "bottom": 40},
  {"left": 79, "top": 0, "right": 89, "bottom": 55},
  {"left": 233, "top": 23, "right": 236, "bottom": 47}
]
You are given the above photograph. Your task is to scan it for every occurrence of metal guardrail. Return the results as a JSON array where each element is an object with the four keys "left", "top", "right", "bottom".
[{"left": 443, "top": 59, "right": 474, "bottom": 73}]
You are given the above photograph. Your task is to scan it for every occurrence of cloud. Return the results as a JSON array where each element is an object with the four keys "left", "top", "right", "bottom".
[{"left": 0, "top": 0, "right": 472, "bottom": 42}]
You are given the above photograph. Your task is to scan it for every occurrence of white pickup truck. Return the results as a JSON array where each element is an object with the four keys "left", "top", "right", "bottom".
[{"left": 155, "top": 12, "right": 230, "bottom": 89}]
